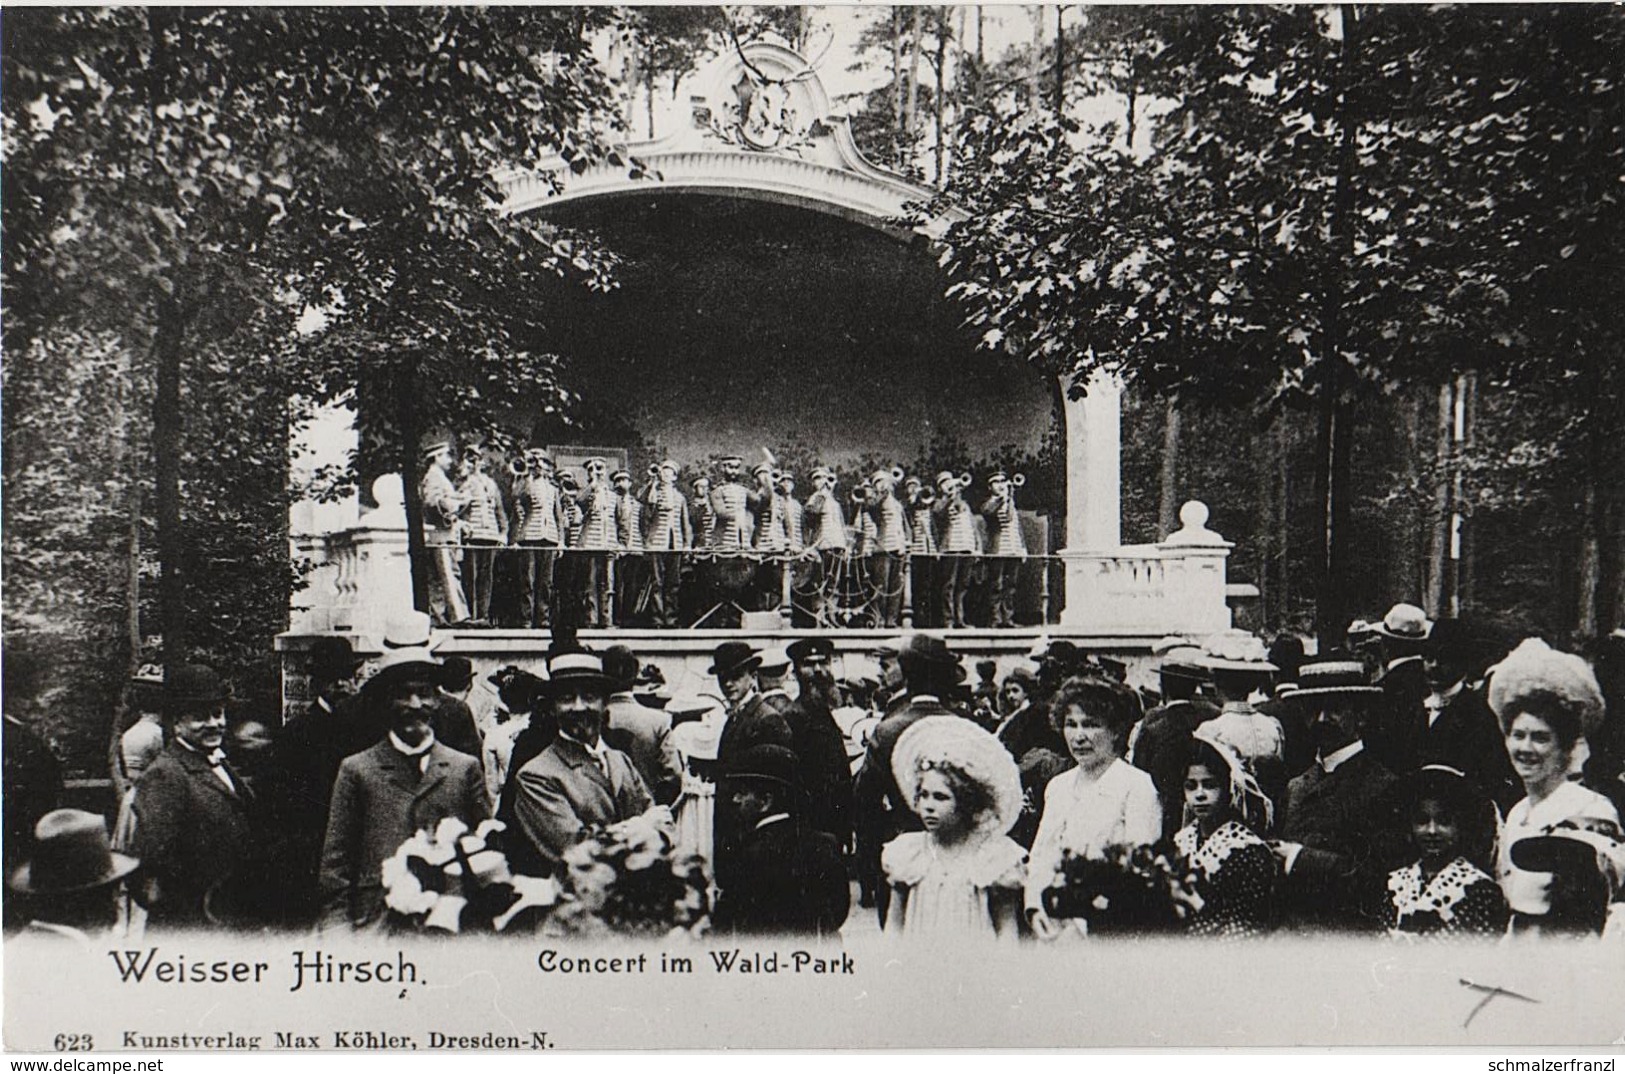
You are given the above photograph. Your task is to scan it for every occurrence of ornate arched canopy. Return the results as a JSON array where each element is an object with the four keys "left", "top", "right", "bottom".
[{"left": 501, "top": 42, "right": 952, "bottom": 238}]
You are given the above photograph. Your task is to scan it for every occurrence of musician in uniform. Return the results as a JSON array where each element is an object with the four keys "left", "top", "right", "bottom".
[
  {"left": 684, "top": 475, "right": 718, "bottom": 624},
  {"left": 904, "top": 475, "right": 938, "bottom": 628},
  {"left": 456, "top": 446, "right": 506, "bottom": 625},
  {"left": 748, "top": 462, "right": 788, "bottom": 614},
  {"left": 707, "top": 456, "right": 755, "bottom": 621},
  {"left": 934, "top": 471, "right": 980, "bottom": 628},
  {"left": 419, "top": 439, "right": 471, "bottom": 625},
  {"left": 777, "top": 471, "right": 806, "bottom": 554},
  {"left": 571, "top": 457, "right": 617, "bottom": 628},
  {"left": 860, "top": 468, "right": 908, "bottom": 628},
  {"left": 643, "top": 461, "right": 691, "bottom": 628},
  {"left": 611, "top": 468, "right": 645, "bottom": 625},
  {"left": 511, "top": 447, "right": 565, "bottom": 629},
  {"left": 981, "top": 470, "right": 1027, "bottom": 628},
  {"left": 803, "top": 466, "right": 849, "bottom": 627}
]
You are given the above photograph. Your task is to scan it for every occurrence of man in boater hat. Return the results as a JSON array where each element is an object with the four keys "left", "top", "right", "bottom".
[{"left": 320, "top": 644, "right": 487, "bottom": 929}]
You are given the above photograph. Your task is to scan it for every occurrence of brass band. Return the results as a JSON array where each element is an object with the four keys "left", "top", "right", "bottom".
[{"left": 422, "top": 443, "right": 1033, "bottom": 629}]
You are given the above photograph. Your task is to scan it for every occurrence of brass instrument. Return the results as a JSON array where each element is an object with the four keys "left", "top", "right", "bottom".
[
  {"left": 911, "top": 487, "right": 938, "bottom": 508},
  {"left": 647, "top": 465, "right": 661, "bottom": 479},
  {"left": 509, "top": 457, "right": 530, "bottom": 478},
  {"left": 1010, "top": 473, "right": 1026, "bottom": 489}
]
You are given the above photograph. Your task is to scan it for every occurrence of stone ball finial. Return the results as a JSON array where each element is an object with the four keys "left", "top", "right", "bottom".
[
  {"left": 372, "top": 473, "right": 405, "bottom": 508},
  {"left": 1164, "top": 499, "right": 1228, "bottom": 547}
]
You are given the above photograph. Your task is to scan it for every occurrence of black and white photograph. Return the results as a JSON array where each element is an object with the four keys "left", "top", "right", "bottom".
[{"left": 3, "top": 3, "right": 1623, "bottom": 1055}]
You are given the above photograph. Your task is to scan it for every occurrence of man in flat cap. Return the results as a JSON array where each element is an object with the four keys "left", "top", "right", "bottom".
[
  {"left": 320, "top": 645, "right": 488, "bottom": 930},
  {"left": 643, "top": 460, "right": 691, "bottom": 628},
  {"left": 133, "top": 664, "right": 254, "bottom": 928},
  {"left": 419, "top": 438, "right": 471, "bottom": 626},
  {"left": 510, "top": 653, "right": 655, "bottom": 874},
  {"left": 786, "top": 637, "right": 856, "bottom": 848},
  {"left": 511, "top": 447, "right": 566, "bottom": 628}
]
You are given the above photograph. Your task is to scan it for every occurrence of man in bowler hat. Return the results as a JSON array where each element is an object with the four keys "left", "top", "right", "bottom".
[
  {"left": 133, "top": 664, "right": 255, "bottom": 928},
  {"left": 711, "top": 744, "right": 850, "bottom": 938},
  {"left": 710, "top": 642, "right": 794, "bottom": 889}
]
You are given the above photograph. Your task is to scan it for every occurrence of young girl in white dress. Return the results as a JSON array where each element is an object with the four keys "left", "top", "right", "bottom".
[{"left": 882, "top": 717, "right": 1027, "bottom": 942}]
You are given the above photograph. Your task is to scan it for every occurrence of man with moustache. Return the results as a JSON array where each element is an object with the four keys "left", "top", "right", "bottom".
[
  {"left": 1275, "top": 660, "right": 1407, "bottom": 932},
  {"left": 319, "top": 646, "right": 488, "bottom": 931},
  {"left": 785, "top": 637, "right": 856, "bottom": 848},
  {"left": 511, "top": 652, "right": 655, "bottom": 874},
  {"left": 133, "top": 665, "right": 255, "bottom": 928}
]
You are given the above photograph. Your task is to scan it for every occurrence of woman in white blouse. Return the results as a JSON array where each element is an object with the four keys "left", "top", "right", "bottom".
[
  {"left": 1489, "top": 638, "right": 1624, "bottom": 936},
  {"left": 1025, "top": 675, "right": 1162, "bottom": 940}
]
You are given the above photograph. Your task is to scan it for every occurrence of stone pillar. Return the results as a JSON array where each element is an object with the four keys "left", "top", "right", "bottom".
[
  {"left": 1058, "top": 370, "right": 1123, "bottom": 625},
  {"left": 289, "top": 399, "right": 361, "bottom": 633}
]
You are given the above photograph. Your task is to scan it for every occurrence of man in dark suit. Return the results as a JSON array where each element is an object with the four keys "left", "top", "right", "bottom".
[
  {"left": 852, "top": 633, "right": 962, "bottom": 924},
  {"left": 785, "top": 637, "right": 856, "bottom": 848},
  {"left": 511, "top": 653, "right": 654, "bottom": 875},
  {"left": 710, "top": 642, "right": 794, "bottom": 889},
  {"left": 1128, "top": 648, "right": 1218, "bottom": 840},
  {"left": 133, "top": 664, "right": 255, "bottom": 929},
  {"left": 320, "top": 647, "right": 488, "bottom": 930},
  {"left": 600, "top": 646, "right": 682, "bottom": 805},
  {"left": 711, "top": 744, "right": 850, "bottom": 938},
  {"left": 1415, "top": 619, "right": 1521, "bottom": 810},
  {"left": 1276, "top": 661, "right": 1408, "bottom": 933},
  {"left": 1370, "top": 602, "right": 1432, "bottom": 773}
]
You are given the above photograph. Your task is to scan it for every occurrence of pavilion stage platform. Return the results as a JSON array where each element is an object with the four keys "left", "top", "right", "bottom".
[{"left": 273, "top": 624, "right": 1188, "bottom": 722}]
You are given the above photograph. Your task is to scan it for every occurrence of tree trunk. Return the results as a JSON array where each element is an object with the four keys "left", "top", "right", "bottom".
[
  {"left": 891, "top": 7, "right": 904, "bottom": 168},
  {"left": 1276, "top": 417, "right": 1292, "bottom": 627},
  {"left": 934, "top": 8, "right": 947, "bottom": 185},
  {"left": 644, "top": 49, "right": 656, "bottom": 139},
  {"left": 1453, "top": 371, "right": 1476, "bottom": 615},
  {"left": 1125, "top": 47, "right": 1138, "bottom": 150},
  {"left": 1254, "top": 425, "right": 1273, "bottom": 629},
  {"left": 1027, "top": 6, "right": 1044, "bottom": 114},
  {"left": 1053, "top": 4, "right": 1066, "bottom": 115},
  {"left": 395, "top": 354, "right": 430, "bottom": 613},
  {"left": 1313, "top": 2, "right": 1361, "bottom": 650},
  {"left": 1426, "top": 380, "right": 1451, "bottom": 616},
  {"left": 153, "top": 291, "right": 188, "bottom": 666},
  {"left": 905, "top": 5, "right": 924, "bottom": 160},
  {"left": 1158, "top": 396, "right": 1180, "bottom": 538},
  {"left": 975, "top": 6, "right": 985, "bottom": 102},
  {"left": 1395, "top": 388, "right": 1423, "bottom": 607}
]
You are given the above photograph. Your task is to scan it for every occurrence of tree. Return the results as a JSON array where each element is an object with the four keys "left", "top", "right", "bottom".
[
  {"left": 929, "top": 5, "right": 1625, "bottom": 642},
  {"left": 5, "top": 8, "right": 636, "bottom": 658}
]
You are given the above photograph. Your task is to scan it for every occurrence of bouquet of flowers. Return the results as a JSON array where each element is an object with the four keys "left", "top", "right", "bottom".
[
  {"left": 1041, "top": 844, "right": 1202, "bottom": 935},
  {"left": 546, "top": 808, "right": 711, "bottom": 939},
  {"left": 381, "top": 818, "right": 559, "bottom": 934}
]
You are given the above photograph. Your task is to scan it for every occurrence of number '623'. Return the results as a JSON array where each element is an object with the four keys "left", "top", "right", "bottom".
[{"left": 55, "top": 1033, "right": 94, "bottom": 1051}]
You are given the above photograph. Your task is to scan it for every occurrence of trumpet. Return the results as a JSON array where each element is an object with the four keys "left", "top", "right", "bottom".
[
  {"left": 911, "top": 487, "right": 938, "bottom": 508},
  {"left": 850, "top": 486, "right": 874, "bottom": 507},
  {"left": 647, "top": 464, "right": 661, "bottom": 479},
  {"left": 509, "top": 457, "right": 530, "bottom": 478},
  {"left": 1010, "top": 473, "right": 1027, "bottom": 489}
]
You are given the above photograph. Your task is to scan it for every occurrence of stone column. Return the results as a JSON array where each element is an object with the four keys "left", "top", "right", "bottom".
[{"left": 1058, "top": 370, "right": 1123, "bottom": 626}]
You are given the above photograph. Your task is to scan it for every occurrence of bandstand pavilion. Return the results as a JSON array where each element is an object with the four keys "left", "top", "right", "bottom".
[{"left": 280, "top": 44, "right": 1238, "bottom": 708}]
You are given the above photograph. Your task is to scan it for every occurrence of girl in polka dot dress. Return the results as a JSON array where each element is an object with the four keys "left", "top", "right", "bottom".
[
  {"left": 1383, "top": 765, "right": 1508, "bottom": 940},
  {"left": 1173, "top": 733, "right": 1278, "bottom": 939}
]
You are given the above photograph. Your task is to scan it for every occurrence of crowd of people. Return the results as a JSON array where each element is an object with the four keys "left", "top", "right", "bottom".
[
  {"left": 6, "top": 604, "right": 1625, "bottom": 945},
  {"left": 417, "top": 440, "right": 1034, "bottom": 631}
]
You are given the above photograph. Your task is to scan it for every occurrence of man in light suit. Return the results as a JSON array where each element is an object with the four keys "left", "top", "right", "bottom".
[
  {"left": 511, "top": 653, "right": 654, "bottom": 874},
  {"left": 133, "top": 664, "right": 254, "bottom": 929},
  {"left": 320, "top": 646, "right": 488, "bottom": 930},
  {"left": 642, "top": 460, "right": 690, "bottom": 628},
  {"left": 419, "top": 439, "right": 471, "bottom": 625}
]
